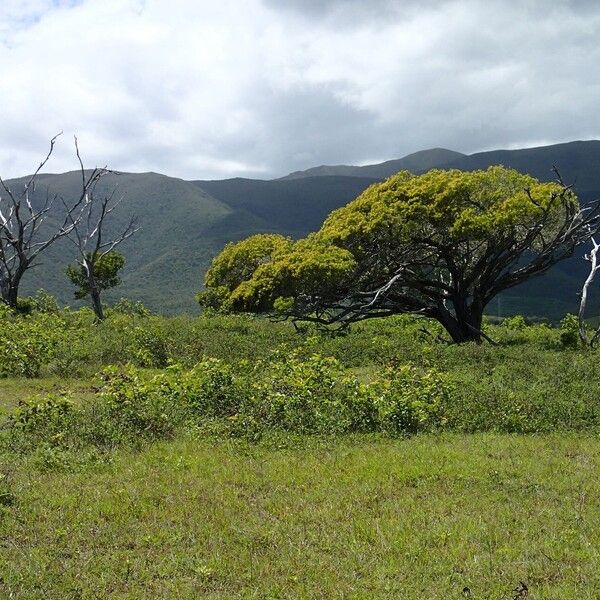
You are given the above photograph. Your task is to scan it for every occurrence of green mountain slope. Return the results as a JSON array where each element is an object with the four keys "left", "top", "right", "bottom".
[
  {"left": 15, "top": 171, "right": 234, "bottom": 312},
  {"left": 193, "top": 176, "right": 377, "bottom": 234},
  {"left": 444, "top": 141, "right": 600, "bottom": 192},
  {"left": 6, "top": 140, "right": 600, "bottom": 318},
  {"left": 281, "top": 148, "right": 465, "bottom": 180}
]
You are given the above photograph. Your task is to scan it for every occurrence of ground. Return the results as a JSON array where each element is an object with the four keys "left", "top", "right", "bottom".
[
  {"left": 1, "top": 427, "right": 600, "bottom": 598},
  {"left": 1, "top": 313, "right": 599, "bottom": 598}
]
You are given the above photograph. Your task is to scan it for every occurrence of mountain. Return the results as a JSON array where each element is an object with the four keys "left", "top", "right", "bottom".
[
  {"left": 16, "top": 171, "right": 234, "bottom": 312},
  {"left": 445, "top": 140, "right": 600, "bottom": 193},
  {"left": 7, "top": 139, "right": 600, "bottom": 318},
  {"left": 281, "top": 148, "right": 465, "bottom": 180},
  {"left": 192, "top": 176, "right": 377, "bottom": 234}
]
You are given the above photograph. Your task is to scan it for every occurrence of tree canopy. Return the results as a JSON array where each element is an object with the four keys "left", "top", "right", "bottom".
[
  {"left": 200, "top": 166, "right": 600, "bottom": 342},
  {"left": 66, "top": 250, "right": 125, "bottom": 300}
]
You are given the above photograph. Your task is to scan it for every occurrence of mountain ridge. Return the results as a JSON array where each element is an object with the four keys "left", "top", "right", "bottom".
[
  {"left": 279, "top": 148, "right": 466, "bottom": 180},
  {"left": 5, "top": 139, "right": 600, "bottom": 317}
]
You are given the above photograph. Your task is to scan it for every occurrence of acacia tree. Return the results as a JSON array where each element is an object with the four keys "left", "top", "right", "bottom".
[
  {"left": 201, "top": 166, "right": 600, "bottom": 343},
  {"left": 0, "top": 135, "right": 95, "bottom": 309},
  {"left": 63, "top": 139, "right": 137, "bottom": 321}
]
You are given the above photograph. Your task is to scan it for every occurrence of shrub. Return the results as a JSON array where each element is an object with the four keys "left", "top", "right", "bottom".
[
  {"left": 559, "top": 314, "right": 580, "bottom": 349},
  {"left": 110, "top": 298, "right": 153, "bottom": 317},
  {"left": 8, "top": 394, "right": 76, "bottom": 450},
  {"left": 374, "top": 364, "right": 453, "bottom": 435},
  {"left": 177, "top": 360, "right": 239, "bottom": 418},
  {"left": 502, "top": 315, "right": 527, "bottom": 330},
  {"left": 91, "top": 358, "right": 239, "bottom": 445},
  {"left": 237, "top": 352, "right": 341, "bottom": 434},
  {"left": 0, "top": 312, "right": 67, "bottom": 377},
  {"left": 94, "top": 366, "right": 179, "bottom": 444}
]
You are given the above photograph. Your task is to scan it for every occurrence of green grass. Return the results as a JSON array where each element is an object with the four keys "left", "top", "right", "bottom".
[
  {"left": 3, "top": 311, "right": 600, "bottom": 597},
  {"left": 0, "top": 377, "right": 95, "bottom": 414},
  {"left": 2, "top": 434, "right": 600, "bottom": 598}
]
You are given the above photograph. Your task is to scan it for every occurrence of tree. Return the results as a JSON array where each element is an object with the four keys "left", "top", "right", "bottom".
[
  {"left": 66, "top": 250, "right": 125, "bottom": 311},
  {"left": 63, "top": 139, "right": 138, "bottom": 321},
  {"left": 197, "top": 233, "right": 292, "bottom": 310},
  {"left": 0, "top": 134, "right": 93, "bottom": 309},
  {"left": 202, "top": 166, "right": 600, "bottom": 343}
]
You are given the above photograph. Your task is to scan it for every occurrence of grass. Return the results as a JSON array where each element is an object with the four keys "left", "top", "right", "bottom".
[
  {"left": 2, "top": 434, "right": 600, "bottom": 598},
  {"left": 0, "top": 377, "right": 96, "bottom": 414},
  {"left": 2, "top": 311, "right": 600, "bottom": 597}
]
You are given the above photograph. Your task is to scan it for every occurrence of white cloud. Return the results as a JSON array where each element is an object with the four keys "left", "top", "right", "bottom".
[{"left": 0, "top": 0, "right": 599, "bottom": 179}]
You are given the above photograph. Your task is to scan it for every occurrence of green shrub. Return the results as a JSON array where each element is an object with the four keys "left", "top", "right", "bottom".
[
  {"left": 559, "top": 314, "right": 580, "bottom": 349},
  {"left": 374, "top": 364, "right": 453, "bottom": 435},
  {"left": 91, "top": 358, "right": 239, "bottom": 445},
  {"left": 177, "top": 360, "right": 239, "bottom": 418},
  {"left": 8, "top": 394, "right": 76, "bottom": 451},
  {"left": 502, "top": 315, "right": 527, "bottom": 330},
  {"left": 94, "top": 366, "right": 179, "bottom": 444},
  {"left": 228, "top": 351, "right": 379, "bottom": 438},
  {"left": 0, "top": 313, "right": 67, "bottom": 377},
  {"left": 109, "top": 298, "right": 153, "bottom": 317}
]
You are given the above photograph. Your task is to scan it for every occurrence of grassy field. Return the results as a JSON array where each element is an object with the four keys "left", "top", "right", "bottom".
[
  {"left": 1, "top": 433, "right": 600, "bottom": 598},
  {"left": 2, "top": 309, "right": 600, "bottom": 597}
]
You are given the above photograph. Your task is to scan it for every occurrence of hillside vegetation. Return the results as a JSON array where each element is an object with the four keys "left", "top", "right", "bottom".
[
  {"left": 7, "top": 140, "right": 600, "bottom": 317},
  {"left": 1, "top": 307, "right": 600, "bottom": 597}
]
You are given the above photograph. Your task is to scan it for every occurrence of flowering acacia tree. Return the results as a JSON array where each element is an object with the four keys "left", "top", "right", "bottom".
[{"left": 200, "top": 166, "right": 600, "bottom": 343}]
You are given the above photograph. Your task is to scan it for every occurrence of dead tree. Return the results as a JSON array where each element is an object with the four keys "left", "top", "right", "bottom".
[
  {"left": 578, "top": 237, "right": 600, "bottom": 347},
  {"left": 0, "top": 134, "right": 93, "bottom": 309},
  {"left": 64, "top": 138, "right": 138, "bottom": 321}
]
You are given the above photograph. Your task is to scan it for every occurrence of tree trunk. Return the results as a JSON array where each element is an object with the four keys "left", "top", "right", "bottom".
[
  {"left": 90, "top": 286, "right": 104, "bottom": 321},
  {"left": 5, "top": 286, "right": 18, "bottom": 311},
  {"left": 3, "top": 268, "right": 25, "bottom": 310},
  {"left": 435, "top": 303, "right": 484, "bottom": 344}
]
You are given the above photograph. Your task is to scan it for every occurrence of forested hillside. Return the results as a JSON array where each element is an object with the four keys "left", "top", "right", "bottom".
[{"left": 11, "top": 140, "right": 600, "bottom": 317}]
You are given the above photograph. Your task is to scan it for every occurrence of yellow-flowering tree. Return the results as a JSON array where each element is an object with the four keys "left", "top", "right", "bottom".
[{"left": 201, "top": 167, "right": 600, "bottom": 342}]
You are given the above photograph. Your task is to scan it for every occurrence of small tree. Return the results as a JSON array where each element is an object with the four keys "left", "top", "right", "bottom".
[
  {"left": 66, "top": 250, "right": 125, "bottom": 316},
  {"left": 202, "top": 167, "right": 600, "bottom": 343},
  {"left": 0, "top": 134, "right": 95, "bottom": 309},
  {"left": 63, "top": 139, "right": 137, "bottom": 321}
]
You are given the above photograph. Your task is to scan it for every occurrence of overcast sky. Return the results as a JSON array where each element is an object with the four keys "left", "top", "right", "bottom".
[{"left": 0, "top": 0, "right": 599, "bottom": 179}]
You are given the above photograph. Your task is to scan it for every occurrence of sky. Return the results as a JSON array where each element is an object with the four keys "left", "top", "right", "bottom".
[{"left": 0, "top": 0, "right": 599, "bottom": 180}]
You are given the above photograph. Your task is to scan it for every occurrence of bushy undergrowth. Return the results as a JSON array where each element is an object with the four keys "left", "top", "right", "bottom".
[
  {"left": 5, "top": 352, "right": 455, "bottom": 460},
  {"left": 0, "top": 300, "right": 585, "bottom": 380},
  {"left": 3, "top": 300, "right": 600, "bottom": 464}
]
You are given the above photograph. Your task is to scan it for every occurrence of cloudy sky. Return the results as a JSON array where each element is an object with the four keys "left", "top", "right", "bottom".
[{"left": 0, "top": 0, "right": 599, "bottom": 179}]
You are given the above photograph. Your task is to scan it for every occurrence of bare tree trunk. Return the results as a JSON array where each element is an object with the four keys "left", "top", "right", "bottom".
[
  {"left": 85, "top": 261, "right": 105, "bottom": 321},
  {"left": 579, "top": 238, "right": 600, "bottom": 347},
  {"left": 3, "top": 265, "right": 25, "bottom": 310}
]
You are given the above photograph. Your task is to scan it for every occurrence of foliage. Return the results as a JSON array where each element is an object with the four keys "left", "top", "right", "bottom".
[
  {"left": 10, "top": 394, "right": 74, "bottom": 437},
  {"left": 559, "top": 313, "right": 581, "bottom": 349},
  {"left": 4, "top": 304, "right": 600, "bottom": 454},
  {"left": 198, "top": 233, "right": 292, "bottom": 312},
  {"left": 0, "top": 312, "right": 67, "bottom": 377},
  {"left": 203, "top": 167, "right": 597, "bottom": 343},
  {"left": 375, "top": 363, "right": 453, "bottom": 435},
  {"left": 110, "top": 297, "right": 153, "bottom": 317},
  {"left": 229, "top": 351, "right": 377, "bottom": 438},
  {"left": 3, "top": 298, "right": 600, "bottom": 598},
  {"left": 66, "top": 250, "right": 125, "bottom": 300}
]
